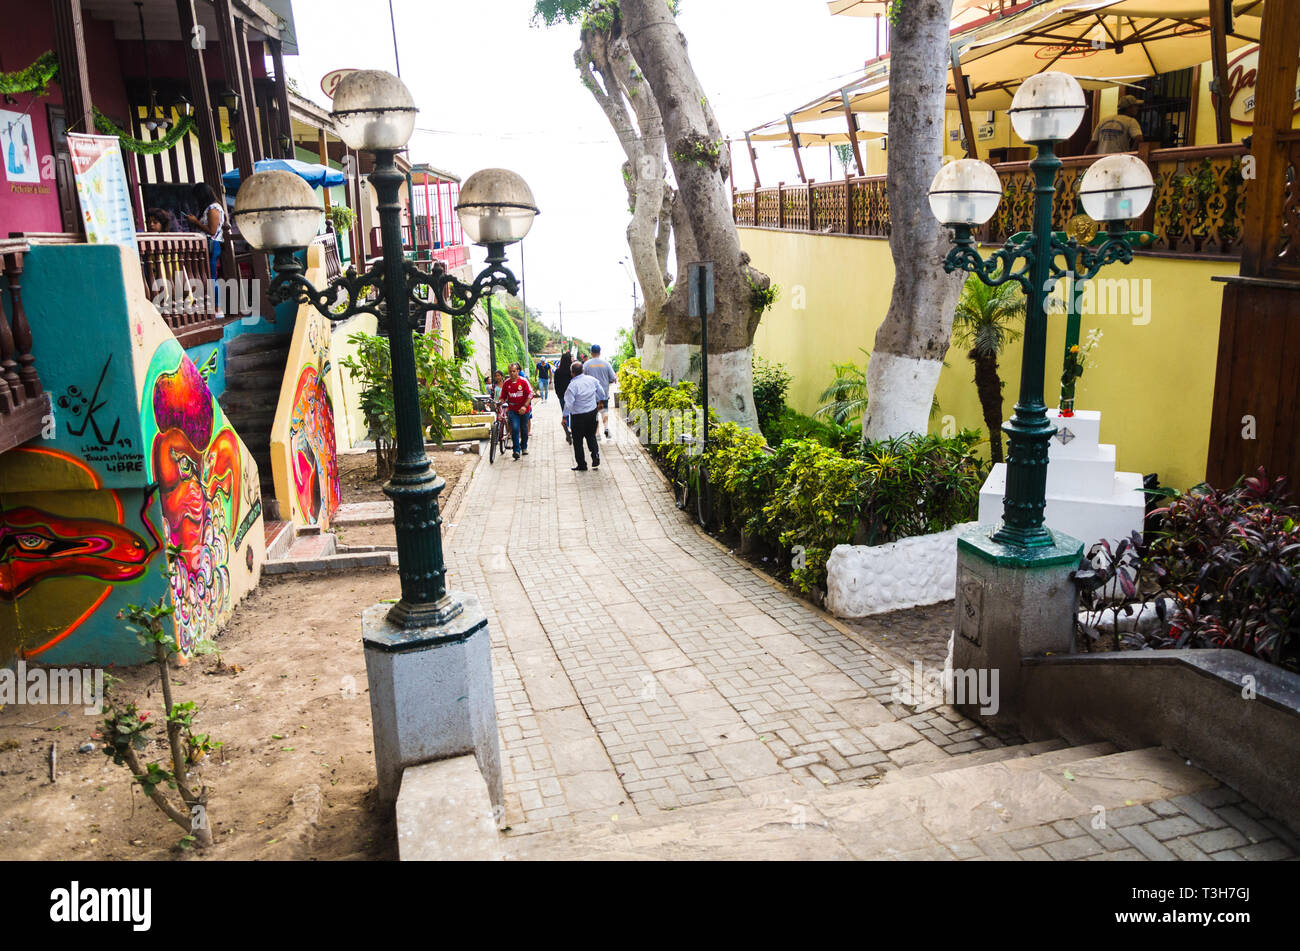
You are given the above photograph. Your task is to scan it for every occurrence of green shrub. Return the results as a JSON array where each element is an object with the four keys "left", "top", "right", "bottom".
[
  {"left": 618, "top": 359, "right": 985, "bottom": 593},
  {"left": 768, "top": 407, "right": 860, "bottom": 453},
  {"left": 752, "top": 357, "right": 791, "bottom": 437},
  {"left": 340, "top": 331, "right": 472, "bottom": 478}
]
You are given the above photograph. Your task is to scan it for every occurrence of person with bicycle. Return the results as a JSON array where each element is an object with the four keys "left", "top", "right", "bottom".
[{"left": 500, "top": 363, "right": 534, "bottom": 460}]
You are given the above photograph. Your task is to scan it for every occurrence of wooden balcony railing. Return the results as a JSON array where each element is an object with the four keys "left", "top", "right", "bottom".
[
  {"left": 734, "top": 143, "right": 1250, "bottom": 260},
  {"left": 311, "top": 233, "right": 344, "bottom": 283},
  {"left": 136, "top": 233, "right": 225, "bottom": 347},
  {"left": 0, "top": 239, "right": 52, "bottom": 455}
]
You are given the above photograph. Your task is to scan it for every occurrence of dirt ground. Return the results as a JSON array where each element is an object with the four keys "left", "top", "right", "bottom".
[
  {"left": 334, "top": 447, "right": 476, "bottom": 550},
  {"left": 0, "top": 569, "right": 406, "bottom": 861},
  {"left": 0, "top": 449, "right": 481, "bottom": 862}
]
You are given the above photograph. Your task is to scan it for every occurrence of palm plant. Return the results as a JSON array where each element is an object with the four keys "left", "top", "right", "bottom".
[
  {"left": 815, "top": 348, "right": 870, "bottom": 425},
  {"left": 815, "top": 348, "right": 941, "bottom": 428},
  {"left": 951, "top": 275, "right": 1025, "bottom": 464}
]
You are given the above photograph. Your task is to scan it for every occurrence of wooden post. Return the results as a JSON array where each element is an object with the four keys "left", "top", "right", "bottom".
[
  {"left": 844, "top": 171, "right": 853, "bottom": 235},
  {"left": 269, "top": 38, "right": 295, "bottom": 159},
  {"left": 951, "top": 44, "right": 979, "bottom": 160},
  {"left": 234, "top": 23, "right": 263, "bottom": 162},
  {"left": 1208, "top": 0, "right": 1233, "bottom": 145},
  {"left": 1239, "top": 0, "right": 1300, "bottom": 276},
  {"left": 807, "top": 179, "right": 816, "bottom": 231},
  {"left": 744, "top": 132, "right": 761, "bottom": 188},
  {"left": 214, "top": 0, "right": 257, "bottom": 182},
  {"left": 215, "top": 0, "right": 271, "bottom": 312},
  {"left": 176, "top": 0, "right": 230, "bottom": 277},
  {"left": 842, "top": 89, "right": 866, "bottom": 177},
  {"left": 318, "top": 128, "right": 332, "bottom": 212},
  {"left": 777, "top": 182, "right": 785, "bottom": 230},
  {"left": 51, "top": 0, "right": 93, "bottom": 136},
  {"left": 786, "top": 115, "right": 807, "bottom": 184}
]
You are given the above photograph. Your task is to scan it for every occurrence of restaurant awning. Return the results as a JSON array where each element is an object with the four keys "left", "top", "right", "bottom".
[
  {"left": 828, "top": 0, "right": 1030, "bottom": 28},
  {"left": 955, "top": 0, "right": 1261, "bottom": 80}
]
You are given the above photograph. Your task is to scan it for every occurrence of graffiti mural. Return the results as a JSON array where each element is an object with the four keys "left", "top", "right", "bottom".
[
  {"left": 1, "top": 243, "right": 267, "bottom": 666},
  {"left": 142, "top": 340, "right": 248, "bottom": 653},
  {"left": 271, "top": 243, "right": 341, "bottom": 529},
  {"left": 0, "top": 448, "right": 162, "bottom": 660},
  {"left": 288, "top": 364, "right": 340, "bottom": 526}
]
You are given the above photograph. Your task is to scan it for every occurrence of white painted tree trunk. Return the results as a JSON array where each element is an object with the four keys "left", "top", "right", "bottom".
[
  {"left": 662, "top": 342, "right": 693, "bottom": 384},
  {"left": 641, "top": 332, "right": 665, "bottom": 374},
  {"left": 862, "top": 0, "right": 965, "bottom": 443},
  {"left": 863, "top": 352, "right": 943, "bottom": 439},
  {"left": 622, "top": 0, "right": 767, "bottom": 433}
]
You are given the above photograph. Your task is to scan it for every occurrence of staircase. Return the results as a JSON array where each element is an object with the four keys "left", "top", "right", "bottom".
[
  {"left": 504, "top": 742, "right": 1229, "bottom": 860},
  {"left": 219, "top": 332, "right": 292, "bottom": 515}
]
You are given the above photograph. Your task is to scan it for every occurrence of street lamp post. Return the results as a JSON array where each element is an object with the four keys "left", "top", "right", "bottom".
[
  {"left": 928, "top": 72, "right": 1155, "bottom": 553},
  {"left": 930, "top": 71, "right": 1156, "bottom": 724},
  {"left": 233, "top": 69, "right": 538, "bottom": 806}
]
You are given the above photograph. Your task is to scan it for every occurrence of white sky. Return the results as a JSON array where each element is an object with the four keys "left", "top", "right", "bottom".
[{"left": 285, "top": 0, "right": 881, "bottom": 346}]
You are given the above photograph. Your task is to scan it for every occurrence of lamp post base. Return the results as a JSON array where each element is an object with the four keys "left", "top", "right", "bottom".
[
  {"left": 362, "top": 597, "right": 502, "bottom": 810},
  {"left": 952, "top": 525, "right": 1083, "bottom": 727}
]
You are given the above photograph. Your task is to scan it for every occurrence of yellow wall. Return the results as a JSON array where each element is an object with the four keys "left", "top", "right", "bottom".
[{"left": 743, "top": 227, "right": 1230, "bottom": 490}]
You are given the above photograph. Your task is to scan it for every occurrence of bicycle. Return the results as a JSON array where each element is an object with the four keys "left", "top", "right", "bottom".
[{"left": 487, "top": 398, "right": 511, "bottom": 464}]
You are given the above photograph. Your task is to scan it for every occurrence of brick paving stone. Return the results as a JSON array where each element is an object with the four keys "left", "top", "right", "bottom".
[
  {"left": 1118, "top": 825, "right": 1177, "bottom": 861},
  {"left": 1145, "top": 816, "right": 1205, "bottom": 840},
  {"left": 467, "top": 399, "right": 1294, "bottom": 856},
  {"left": 1188, "top": 827, "right": 1250, "bottom": 853}
]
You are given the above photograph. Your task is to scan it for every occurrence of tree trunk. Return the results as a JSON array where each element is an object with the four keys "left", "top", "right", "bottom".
[
  {"left": 576, "top": 20, "right": 671, "bottom": 372},
  {"left": 621, "top": 0, "right": 769, "bottom": 431},
  {"left": 970, "top": 348, "right": 1005, "bottom": 464},
  {"left": 862, "top": 0, "right": 965, "bottom": 442}
]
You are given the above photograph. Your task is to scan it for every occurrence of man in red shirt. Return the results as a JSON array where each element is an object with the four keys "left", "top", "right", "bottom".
[{"left": 500, "top": 363, "right": 534, "bottom": 460}]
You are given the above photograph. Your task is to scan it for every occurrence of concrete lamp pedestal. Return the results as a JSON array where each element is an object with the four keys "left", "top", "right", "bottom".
[
  {"left": 362, "top": 597, "right": 503, "bottom": 811},
  {"left": 951, "top": 525, "right": 1083, "bottom": 728}
]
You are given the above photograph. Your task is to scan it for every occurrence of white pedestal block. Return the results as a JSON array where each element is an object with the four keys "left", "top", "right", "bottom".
[
  {"left": 363, "top": 597, "right": 502, "bottom": 810},
  {"left": 979, "top": 408, "right": 1146, "bottom": 549}
]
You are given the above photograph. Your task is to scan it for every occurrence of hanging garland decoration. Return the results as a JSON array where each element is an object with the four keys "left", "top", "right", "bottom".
[
  {"left": 93, "top": 107, "right": 237, "bottom": 155},
  {"left": 0, "top": 51, "right": 60, "bottom": 97}
]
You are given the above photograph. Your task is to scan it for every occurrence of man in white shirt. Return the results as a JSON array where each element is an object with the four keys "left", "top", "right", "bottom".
[
  {"left": 582, "top": 344, "right": 618, "bottom": 440},
  {"left": 563, "top": 363, "right": 603, "bottom": 471}
]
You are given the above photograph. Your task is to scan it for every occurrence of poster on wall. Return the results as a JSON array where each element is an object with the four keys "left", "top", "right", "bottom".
[
  {"left": 67, "top": 133, "right": 137, "bottom": 251},
  {"left": 0, "top": 109, "right": 41, "bottom": 184}
]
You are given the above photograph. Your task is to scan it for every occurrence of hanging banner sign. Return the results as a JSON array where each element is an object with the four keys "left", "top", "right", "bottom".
[{"left": 67, "top": 133, "right": 137, "bottom": 251}]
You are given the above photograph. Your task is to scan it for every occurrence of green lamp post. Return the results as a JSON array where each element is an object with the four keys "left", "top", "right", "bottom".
[
  {"left": 928, "top": 72, "right": 1156, "bottom": 553},
  {"left": 233, "top": 70, "right": 538, "bottom": 629}
]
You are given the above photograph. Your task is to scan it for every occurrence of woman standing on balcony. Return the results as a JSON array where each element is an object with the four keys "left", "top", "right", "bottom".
[{"left": 185, "top": 183, "right": 226, "bottom": 282}]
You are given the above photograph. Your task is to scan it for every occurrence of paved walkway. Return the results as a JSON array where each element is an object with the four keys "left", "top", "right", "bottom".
[{"left": 440, "top": 394, "right": 1298, "bottom": 859}]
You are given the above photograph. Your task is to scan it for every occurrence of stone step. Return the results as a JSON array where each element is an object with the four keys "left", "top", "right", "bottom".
[
  {"left": 880, "top": 738, "right": 1069, "bottom": 783},
  {"left": 225, "top": 332, "right": 292, "bottom": 357},
  {"left": 225, "top": 347, "right": 290, "bottom": 376},
  {"left": 504, "top": 745, "right": 1213, "bottom": 861}
]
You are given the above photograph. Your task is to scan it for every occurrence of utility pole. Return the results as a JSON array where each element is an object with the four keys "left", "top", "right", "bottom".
[{"left": 520, "top": 239, "right": 530, "bottom": 378}]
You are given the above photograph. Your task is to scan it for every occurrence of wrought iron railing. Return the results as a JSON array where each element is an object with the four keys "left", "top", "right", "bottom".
[
  {"left": 0, "top": 239, "right": 51, "bottom": 455},
  {"left": 734, "top": 143, "right": 1249, "bottom": 259}
]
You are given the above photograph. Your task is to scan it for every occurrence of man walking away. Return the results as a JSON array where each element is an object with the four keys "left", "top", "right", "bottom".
[
  {"left": 537, "top": 358, "right": 552, "bottom": 401},
  {"left": 1088, "top": 94, "right": 1144, "bottom": 154},
  {"left": 501, "top": 363, "right": 534, "bottom": 460},
  {"left": 563, "top": 362, "right": 602, "bottom": 471},
  {"left": 583, "top": 344, "right": 618, "bottom": 440}
]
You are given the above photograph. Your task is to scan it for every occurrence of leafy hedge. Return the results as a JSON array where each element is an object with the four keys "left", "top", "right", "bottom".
[{"left": 618, "top": 358, "right": 986, "bottom": 592}]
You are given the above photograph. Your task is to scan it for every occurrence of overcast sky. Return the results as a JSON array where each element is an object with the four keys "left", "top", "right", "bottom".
[{"left": 286, "top": 0, "right": 881, "bottom": 347}]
